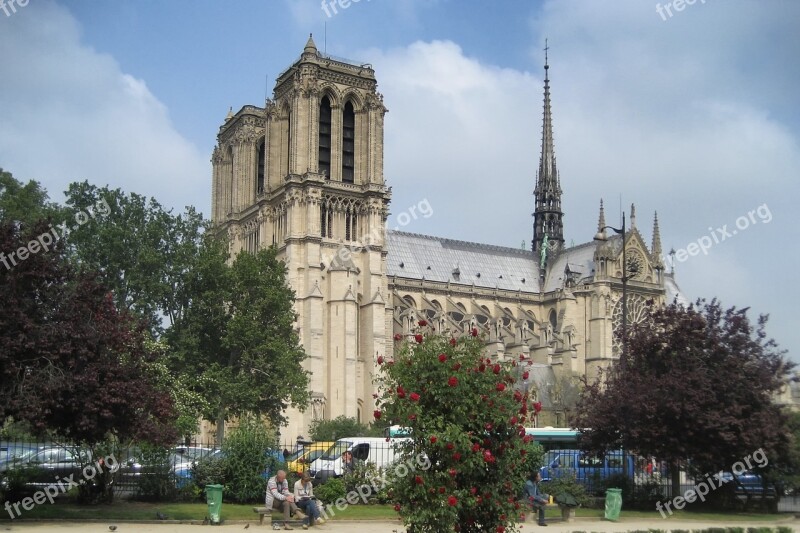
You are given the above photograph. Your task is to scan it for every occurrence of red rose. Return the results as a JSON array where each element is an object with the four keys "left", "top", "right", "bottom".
[
  {"left": 471, "top": 443, "right": 481, "bottom": 452},
  {"left": 398, "top": 390, "right": 406, "bottom": 398},
  {"left": 408, "top": 413, "right": 417, "bottom": 420},
  {"left": 439, "top": 486, "right": 446, "bottom": 494},
  {"left": 430, "top": 435, "right": 438, "bottom": 444},
  {"left": 446, "top": 442, "right": 454, "bottom": 450},
  {"left": 533, "top": 401, "right": 543, "bottom": 413},
  {"left": 471, "top": 328, "right": 478, "bottom": 337},
  {"left": 496, "top": 382, "right": 506, "bottom": 392},
  {"left": 492, "top": 364, "right": 501, "bottom": 374},
  {"left": 418, "top": 319, "right": 428, "bottom": 326},
  {"left": 438, "top": 353, "right": 447, "bottom": 363},
  {"left": 414, "top": 475, "right": 423, "bottom": 485},
  {"left": 414, "top": 334, "right": 424, "bottom": 343},
  {"left": 452, "top": 452, "right": 462, "bottom": 461},
  {"left": 373, "top": 410, "right": 382, "bottom": 419},
  {"left": 448, "top": 376, "right": 458, "bottom": 387},
  {"left": 523, "top": 435, "right": 533, "bottom": 443},
  {"left": 410, "top": 392, "right": 420, "bottom": 402},
  {"left": 449, "top": 338, "right": 457, "bottom": 347},
  {"left": 513, "top": 390, "right": 523, "bottom": 402},
  {"left": 377, "top": 355, "right": 384, "bottom": 364},
  {"left": 522, "top": 371, "right": 529, "bottom": 380},
  {"left": 497, "top": 526, "right": 505, "bottom": 533},
  {"left": 394, "top": 333, "right": 402, "bottom": 341},
  {"left": 510, "top": 416, "right": 518, "bottom": 425},
  {"left": 448, "top": 468, "right": 457, "bottom": 477},
  {"left": 452, "top": 362, "right": 461, "bottom": 371},
  {"left": 470, "top": 487, "right": 477, "bottom": 495},
  {"left": 447, "top": 495, "right": 457, "bottom": 506},
  {"left": 478, "top": 363, "right": 486, "bottom": 372},
  {"left": 484, "top": 422, "right": 493, "bottom": 431},
  {"left": 394, "top": 504, "right": 401, "bottom": 512}
]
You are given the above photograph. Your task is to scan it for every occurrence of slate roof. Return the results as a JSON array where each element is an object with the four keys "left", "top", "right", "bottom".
[{"left": 386, "top": 231, "right": 541, "bottom": 292}]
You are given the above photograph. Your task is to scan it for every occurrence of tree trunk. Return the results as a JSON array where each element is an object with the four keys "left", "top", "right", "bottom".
[
  {"left": 216, "top": 407, "right": 226, "bottom": 446},
  {"left": 670, "top": 461, "right": 681, "bottom": 500}
]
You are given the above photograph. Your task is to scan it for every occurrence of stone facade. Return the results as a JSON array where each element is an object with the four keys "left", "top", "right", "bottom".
[{"left": 210, "top": 36, "right": 685, "bottom": 440}]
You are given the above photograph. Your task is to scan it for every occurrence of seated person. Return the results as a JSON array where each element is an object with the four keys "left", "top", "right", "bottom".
[
  {"left": 294, "top": 472, "right": 324, "bottom": 528},
  {"left": 524, "top": 472, "right": 549, "bottom": 527},
  {"left": 266, "top": 470, "right": 305, "bottom": 530}
]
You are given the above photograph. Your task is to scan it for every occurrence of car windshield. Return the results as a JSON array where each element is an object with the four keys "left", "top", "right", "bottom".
[
  {"left": 543, "top": 450, "right": 560, "bottom": 466},
  {"left": 321, "top": 442, "right": 352, "bottom": 460}
]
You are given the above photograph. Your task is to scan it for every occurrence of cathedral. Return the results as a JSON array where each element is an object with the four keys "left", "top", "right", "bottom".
[{"left": 209, "top": 36, "right": 686, "bottom": 440}]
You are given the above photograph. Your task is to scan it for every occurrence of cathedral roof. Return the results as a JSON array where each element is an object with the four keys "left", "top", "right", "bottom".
[
  {"left": 664, "top": 273, "right": 689, "bottom": 307},
  {"left": 540, "top": 240, "right": 597, "bottom": 292},
  {"left": 386, "top": 231, "right": 541, "bottom": 292}
]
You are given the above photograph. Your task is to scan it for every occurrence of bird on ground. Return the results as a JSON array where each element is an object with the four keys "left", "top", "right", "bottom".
[
  {"left": 202, "top": 517, "right": 209, "bottom": 525},
  {"left": 244, "top": 524, "right": 250, "bottom": 529},
  {"left": 109, "top": 526, "right": 118, "bottom": 531},
  {"left": 156, "top": 511, "right": 167, "bottom": 520}
]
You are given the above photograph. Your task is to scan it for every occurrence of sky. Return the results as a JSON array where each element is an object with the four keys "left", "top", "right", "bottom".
[{"left": 1, "top": 0, "right": 798, "bottom": 361}]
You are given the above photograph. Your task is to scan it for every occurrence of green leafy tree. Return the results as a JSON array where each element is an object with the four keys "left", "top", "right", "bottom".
[
  {"left": 308, "top": 415, "right": 376, "bottom": 441},
  {"left": 375, "top": 323, "right": 543, "bottom": 533},
  {"left": 575, "top": 299, "right": 793, "bottom": 500},
  {"left": 63, "top": 181, "right": 207, "bottom": 333},
  {"left": 168, "top": 240, "right": 310, "bottom": 442},
  {"left": 0, "top": 169, "right": 62, "bottom": 227}
]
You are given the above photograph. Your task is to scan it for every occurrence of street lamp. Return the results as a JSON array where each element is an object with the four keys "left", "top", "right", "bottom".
[
  {"left": 595, "top": 212, "right": 628, "bottom": 373},
  {"left": 595, "top": 212, "right": 629, "bottom": 478}
]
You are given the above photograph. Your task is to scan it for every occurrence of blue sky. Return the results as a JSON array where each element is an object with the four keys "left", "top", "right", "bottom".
[{"left": 1, "top": 0, "right": 798, "bottom": 362}]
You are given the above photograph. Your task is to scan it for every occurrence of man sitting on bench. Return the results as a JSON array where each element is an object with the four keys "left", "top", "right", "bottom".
[{"left": 266, "top": 470, "right": 305, "bottom": 530}]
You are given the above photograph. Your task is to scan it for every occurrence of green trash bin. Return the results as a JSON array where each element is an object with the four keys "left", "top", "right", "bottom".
[
  {"left": 604, "top": 488, "right": 622, "bottom": 521},
  {"left": 205, "top": 484, "right": 224, "bottom": 525}
]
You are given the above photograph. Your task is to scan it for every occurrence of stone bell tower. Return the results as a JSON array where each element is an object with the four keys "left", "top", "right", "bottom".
[{"left": 211, "top": 34, "right": 392, "bottom": 439}]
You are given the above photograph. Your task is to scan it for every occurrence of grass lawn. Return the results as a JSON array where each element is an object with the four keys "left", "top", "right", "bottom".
[{"left": 0, "top": 500, "right": 786, "bottom": 523}]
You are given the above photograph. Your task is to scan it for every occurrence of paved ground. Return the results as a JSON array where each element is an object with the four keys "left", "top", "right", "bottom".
[{"left": 0, "top": 517, "right": 797, "bottom": 532}]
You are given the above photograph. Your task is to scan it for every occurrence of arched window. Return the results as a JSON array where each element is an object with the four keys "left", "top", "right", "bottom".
[
  {"left": 319, "top": 96, "right": 332, "bottom": 177},
  {"left": 549, "top": 309, "right": 558, "bottom": 330},
  {"left": 342, "top": 101, "right": 355, "bottom": 183},
  {"left": 256, "top": 138, "right": 265, "bottom": 194}
]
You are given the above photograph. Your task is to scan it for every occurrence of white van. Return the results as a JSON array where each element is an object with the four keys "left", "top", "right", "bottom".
[{"left": 309, "top": 437, "right": 410, "bottom": 482}]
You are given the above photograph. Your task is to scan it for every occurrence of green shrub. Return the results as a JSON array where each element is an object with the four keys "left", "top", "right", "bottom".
[
  {"left": 192, "top": 455, "right": 226, "bottom": 489},
  {"left": 314, "top": 477, "right": 346, "bottom": 504},
  {"left": 132, "top": 444, "right": 177, "bottom": 501},
  {"left": 222, "top": 416, "right": 280, "bottom": 503},
  {"left": 542, "top": 470, "right": 590, "bottom": 507}
]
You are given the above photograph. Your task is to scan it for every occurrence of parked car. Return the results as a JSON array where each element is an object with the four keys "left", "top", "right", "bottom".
[
  {"left": 718, "top": 470, "right": 777, "bottom": 501},
  {"left": 309, "top": 437, "right": 411, "bottom": 483},
  {"left": 539, "top": 449, "right": 634, "bottom": 495},
  {"left": 0, "top": 445, "right": 93, "bottom": 491},
  {"left": 174, "top": 448, "right": 285, "bottom": 488},
  {"left": 119, "top": 446, "right": 214, "bottom": 487},
  {"left": 286, "top": 442, "right": 334, "bottom": 476}
]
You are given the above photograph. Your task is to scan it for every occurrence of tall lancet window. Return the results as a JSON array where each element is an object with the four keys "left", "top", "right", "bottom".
[
  {"left": 319, "top": 96, "right": 332, "bottom": 177},
  {"left": 256, "top": 138, "right": 265, "bottom": 194},
  {"left": 342, "top": 101, "right": 355, "bottom": 183}
]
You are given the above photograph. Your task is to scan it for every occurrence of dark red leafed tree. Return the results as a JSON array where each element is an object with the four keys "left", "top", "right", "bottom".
[
  {"left": 574, "top": 298, "right": 793, "bottom": 497},
  {"left": 0, "top": 220, "right": 177, "bottom": 501}
]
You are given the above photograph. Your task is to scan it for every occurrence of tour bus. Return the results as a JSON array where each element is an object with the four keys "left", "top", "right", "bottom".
[{"left": 524, "top": 427, "right": 580, "bottom": 451}]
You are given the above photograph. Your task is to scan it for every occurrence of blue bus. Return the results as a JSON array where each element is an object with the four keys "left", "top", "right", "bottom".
[{"left": 524, "top": 427, "right": 580, "bottom": 450}]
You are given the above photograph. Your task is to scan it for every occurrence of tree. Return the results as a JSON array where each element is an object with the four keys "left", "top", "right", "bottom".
[
  {"left": 574, "top": 299, "right": 793, "bottom": 498},
  {"left": 0, "top": 169, "right": 62, "bottom": 227},
  {"left": 375, "top": 323, "right": 543, "bottom": 533},
  {"left": 0, "top": 219, "right": 178, "bottom": 501},
  {"left": 63, "top": 181, "right": 207, "bottom": 334},
  {"left": 168, "top": 239, "right": 310, "bottom": 442},
  {"left": 308, "top": 415, "right": 380, "bottom": 441}
]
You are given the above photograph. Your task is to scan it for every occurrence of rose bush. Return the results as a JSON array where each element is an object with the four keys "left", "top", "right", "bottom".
[{"left": 375, "top": 324, "right": 543, "bottom": 532}]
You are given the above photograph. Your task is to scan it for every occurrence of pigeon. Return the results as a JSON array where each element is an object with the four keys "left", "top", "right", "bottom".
[
  {"left": 156, "top": 511, "right": 167, "bottom": 520},
  {"left": 202, "top": 517, "right": 209, "bottom": 525},
  {"left": 108, "top": 527, "right": 117, "bottom": 532},
  {"left": 244, "top": 525, "right": 250, "bottom": 529}
]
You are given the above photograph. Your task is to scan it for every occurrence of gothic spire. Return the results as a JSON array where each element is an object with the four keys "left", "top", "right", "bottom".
[
  {"left": 532, "top": 40, "right": 564, "bottom": 254},
  {"left": 304, "top": 33, "right": 318, "bottom": 54},
  {"left": 630, "top": 203, "right": 637, "bottom": 230},
  {"left": 595, "top": 199, "right": 606, "bottom": 239},
  {"left": 651, "top": 211, "right": 664, "bottom": 268}
]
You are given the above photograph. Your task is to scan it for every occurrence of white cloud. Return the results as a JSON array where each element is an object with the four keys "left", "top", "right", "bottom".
[{"left": 0, "top": 1, "right": 209, "bottom": 214}]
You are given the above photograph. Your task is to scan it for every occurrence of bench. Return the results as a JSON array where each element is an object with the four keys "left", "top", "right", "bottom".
[{"left": 252, "top": 507, "right": 306, "bottom": 527}]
